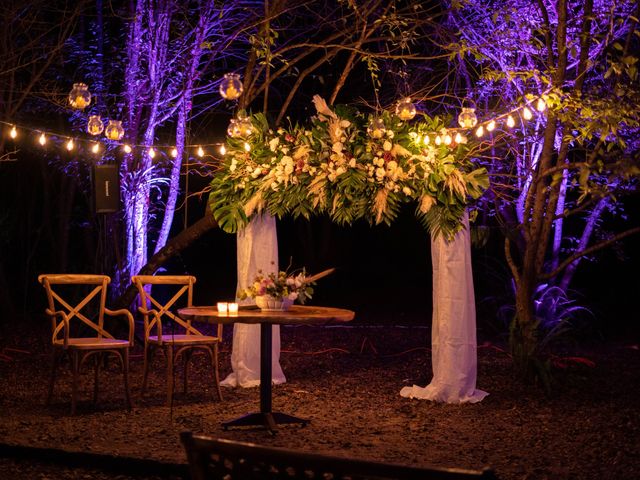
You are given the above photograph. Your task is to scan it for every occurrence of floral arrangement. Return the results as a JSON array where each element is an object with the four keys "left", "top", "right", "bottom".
[
  {"left": 238, "top": 269, "right": 314, "bottom": 303},
  {"left": 208, "top": 96, "right": 489, "bottom": 240}
]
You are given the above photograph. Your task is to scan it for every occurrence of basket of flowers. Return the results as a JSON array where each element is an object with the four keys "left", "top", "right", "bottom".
[{"left": 239, "top": 268, "right": 334, "bottom": 311}]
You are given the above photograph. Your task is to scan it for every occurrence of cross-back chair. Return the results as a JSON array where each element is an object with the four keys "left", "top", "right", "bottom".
[
  {"left": 38, "top": 274, "right": 134, "bottom": 414},
  {"left": 180, "top": 433, "right": 499, "bottom": 480},
  {"left": 131, "top": 275, "right": 223, "bottom": 407}
]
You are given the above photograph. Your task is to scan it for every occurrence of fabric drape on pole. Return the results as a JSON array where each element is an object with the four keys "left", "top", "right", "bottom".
[
  {"left": 400, "top": 211, "right": 488, "bottom": 403},
  {"left": 220, "top": 214, "right": 286, "bottom": 388}
]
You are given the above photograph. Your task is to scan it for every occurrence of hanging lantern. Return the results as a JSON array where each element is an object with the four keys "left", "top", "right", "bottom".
[
  {"left": 104, "top": 120, "right": 124, "bottom": 141},
  {"left": 87, "top": 115, "right": 104, "bottom": 135},
  {"left": 68, "top": 83, "right": 91, "bottom": 109},
  {"left": 367, "top": 117, "right": 386, "bottom": 139},
  {"left": 506, "top": 115, "right": 515, "bottom": 128},
  {"left": 395, "top": 98, "right": 417, "bottom": 121},
  {"left": 458, "top": 107, "right": 478, "bottom": 128},
  {"left": 219, "top": 73, "right": 243, "bottom": 100}
]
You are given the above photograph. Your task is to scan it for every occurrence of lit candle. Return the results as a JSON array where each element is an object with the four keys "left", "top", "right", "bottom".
[
  {"left": 217, "top": 302, "right": 228, "bottom": 314},
  {"left": 228, "top": 302, "right": 239, "bottom": 314}
]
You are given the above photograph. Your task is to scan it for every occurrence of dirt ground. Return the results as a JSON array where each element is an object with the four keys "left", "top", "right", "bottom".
[{"left": 0, "top": 320, "right": 639, "bottom": 480}]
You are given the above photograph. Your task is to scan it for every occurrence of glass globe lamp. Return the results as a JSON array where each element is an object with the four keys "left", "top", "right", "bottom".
[
  {"left": 458, "top": 107, "right": 478, "bottom": 128},
  {"left": 87, "top": 115, "right": 104, "bottom": 135},
  {"left": 104, "top": 120, "right": 124, "bottom": 141},
  {"left": 69, "top": 83, "right": 91, "bottom": 109},
  {"left": 367, "top": 117, "right": 386, "bottom": 139},
  {"left": 220, "top": 73, "right": 243, "bottom": 100},
  {"left": 395, "top": 98, "right": 416, "bottom": 121}
]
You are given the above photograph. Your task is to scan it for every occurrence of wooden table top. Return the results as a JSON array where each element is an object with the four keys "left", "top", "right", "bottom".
[{"left": 178, "top": 304, "right": 355, "bottom": 326}]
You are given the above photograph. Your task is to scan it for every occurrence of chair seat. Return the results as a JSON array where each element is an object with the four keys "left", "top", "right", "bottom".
[
  {"left": 54, "top": 337, "right": 130, "bottom": 350},
  {"left": 148, "top": 334, "right": 220, "bottom": 345}
]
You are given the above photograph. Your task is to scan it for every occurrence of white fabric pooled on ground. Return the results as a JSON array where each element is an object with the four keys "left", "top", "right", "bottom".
[
  {"left": 220, "top": 214, "right": 286, "bottom": 388},
  {"left": 400, "top": 212, "right": 488, "bottom": 403}
]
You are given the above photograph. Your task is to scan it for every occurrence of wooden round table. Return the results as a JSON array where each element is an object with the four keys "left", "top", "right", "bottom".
[{"left": 178, "top": 305, "right": 355, "bottom": 433}]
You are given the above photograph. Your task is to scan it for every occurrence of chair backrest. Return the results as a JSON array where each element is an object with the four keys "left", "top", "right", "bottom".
[
  {"left": 180, "top": 433, "right": 499, "bottom": 480},
  {"left": 132, "top": 275, "right": 215, "bottom": 339},
  {"left": 38, "top": 274, "right": 113, "bottom": 342}
]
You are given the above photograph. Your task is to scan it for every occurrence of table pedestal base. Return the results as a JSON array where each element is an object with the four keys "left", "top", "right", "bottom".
[{"left": 222, "top": 411, "right": 309, "bottom": 434}]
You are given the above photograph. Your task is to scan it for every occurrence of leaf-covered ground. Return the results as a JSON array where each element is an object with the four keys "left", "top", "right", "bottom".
[{"left": 0, "top": 321, "right": 638, "bottom": 480}]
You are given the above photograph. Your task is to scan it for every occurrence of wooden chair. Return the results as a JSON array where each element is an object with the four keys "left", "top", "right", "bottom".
[
  {"left": 38, "top": 274, "right": 134, "bottom": 414},
  {"left": 131, "top": 275, "right": 223, "bottom": 407},
  {"left": 180, "top": 432, "right": 499, "bottom": 480}
]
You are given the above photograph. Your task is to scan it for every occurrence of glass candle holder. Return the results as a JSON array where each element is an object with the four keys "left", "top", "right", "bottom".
[
  {"left": 228, "top": 302, "right": 239, "bottom": 314},
  {"left": 217, "top": 302, "right": 228, "bottom": 314}
]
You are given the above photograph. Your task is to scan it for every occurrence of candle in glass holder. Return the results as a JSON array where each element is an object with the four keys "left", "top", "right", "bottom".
[
  {"left": 217, "top": 302, "right": 228, "bottom": 314},
  {"left": 228, "top": 302, "right": 239, "bottom": 314}
]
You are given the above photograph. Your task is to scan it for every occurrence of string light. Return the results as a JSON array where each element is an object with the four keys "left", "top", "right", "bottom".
[
  {"left": 506, "top": 115, "right": 515, "bottom": 128},
  {"left": 148, "top": 147, "right": 156, "bottom": 158},
  {"left": 244, "top": 142, "right": 251, "bottom": 152},
  {"left": 486, "top": 120, "right": 496, "bottom": 132},
  {"left": 197, "top": 146, "right": 205, "bottom": 157},
  {"left": 523, "top": 107, "right": 533, "bottom": 120},
  {"left": 475, "top": 125, "right": 484, "bottom": 137},
  {"left": 66, "top": 139, "right": 75, "bottom": 151},
  {"left": 422, "top": 135, "right": 430, "bottom": 145},
  {"left": 38, "top": 133, "right": 47, "bottom": 146},
  {"left": 91, "top": 143, "right": 100, "bottom": 154},
  {"left": 123, "top": 144, "right": 132, "bottom": 153},
  {"left": 9, "top": 126, "right": 17, "bottom": 139},
  {"left": 435, "top": 135, "right": 442, "bottom": 146},
  {"left": 443, "top": 133, "right": 452, "bottom": 145},
  {"left": 171, "top": 147, "right": 178, "bottom": 158},
  {"left": 536, "top": 98, "right": 546, "bottom": 112},
  {"left": 454, "top": 132, "right": 463, "bottom": 143},
  {"left": 219, "top": 145, "right": 226, "bottom": 155}
]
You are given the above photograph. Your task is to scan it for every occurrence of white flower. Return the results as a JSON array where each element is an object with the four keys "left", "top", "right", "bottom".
[
  {"left": 284, "top": 163, "right": 294, "bottom": 175},
  {"left": 387, "top": 130, "right": 395, "bottom": 139},
  {"left": 387, "top": 160, "right": 398, "bottom": 171},
  {"left": 383, "top": 141, "right": 392, "bottom": 152},
  {"left": 335, "top": 166, "right": 346, "bottom": 176},
  {"left": 332, "top": 142, "right": 343, "bottom": 153},
  {"left": 269, "top": 137, "right": 280, "bottom": 151},
  {"left": 375, "top": 167, "right": 386, "bottom": 179},
  {"left": 229, "top": 159, "right": 237, "bottom": 172},
  {"left": 403, "top": 186, "right": 412, "bottom": 195},
  {"left": 251, "top": 167, "right": 262, "bottom": 178},
  {"left": 348, "top": 158, "right": 356, "bottom": 168},
  {"left": 340, "top": 120, "right": 351, "bottom": 128}
]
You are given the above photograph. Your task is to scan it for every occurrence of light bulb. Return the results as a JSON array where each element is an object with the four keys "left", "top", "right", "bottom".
[
  {"left": 523, "top": 107, "right": 533, "bottom": 120},
  {"left": 171, "top": 147, "right": 178, "bottom": 158},
  {"left": 219, "top": 145, "right": 226, "bottom": 155},
  {"left": 148, "top": 147, "right": 156, "bottom": 158},
  {"left": 38, "top": 133, "right": 47, "bottom": 146},
  {"left": 422, "top": 135, "right": 430, "bottom": 145},
  {"left": 9, "top": 126, "right": 17, "bottom": 139},
  {"left": 244, "top": 142, "right": 251, "bottom": 152},
  {"left": 536, "top": 98, "right": 546, "bottom": 112},
  {"left": 123, "top": 144, "right": 132, "bottom": 153},
  {"left": 506, "top": 115, "right": 515, "bottom": 128},
  {"left": 435, "top": 135, "right": 442, "bottom": 146},
  {"left": 443, "top": 134, "right": 452, "bottom": 145},
  {"left": 454, "top": 133, "right": 463, "bottom": 143},
  {"left": 91, "top": 143, "right": 100, "bottom": 154},
  {"left": 415, "top": 134, "right": 422, "bottom": 144},
  {"left": 487, "top": 120, "right": 496, "bottom": 132},
  {"left": 66, "top": 139, "right": 74, "bottom": 151},
  {"left": 197, "top": 146, "right": 204, "bottom": 157},
  {"left": 475, "top": 125, "right": 484, "bottom": 137}
]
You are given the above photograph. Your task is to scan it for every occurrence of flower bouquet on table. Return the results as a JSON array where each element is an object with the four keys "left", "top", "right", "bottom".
[{"left": 239, "top": 268, "right": 334, "bottom": 311}]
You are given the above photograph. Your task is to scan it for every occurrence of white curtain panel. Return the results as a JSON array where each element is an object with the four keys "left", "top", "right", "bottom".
[
  {"left": 220, "top": 214, "right": 287, "bottom": 388},
  {"left": 400, "top": 211, "right": 488, "bottom": 403}
]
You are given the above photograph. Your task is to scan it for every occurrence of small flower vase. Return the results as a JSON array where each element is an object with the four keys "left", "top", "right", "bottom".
[{"left": 255, "top": 295, "right": 293, "bottom": 312}]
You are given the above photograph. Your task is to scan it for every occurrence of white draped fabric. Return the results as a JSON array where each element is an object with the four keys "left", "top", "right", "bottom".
[
  {"left": 220, "top": 214, "right": 286, "bottom": 388},
  {"left": 400, "top": 212, "right": 488, "bottom": 403}
]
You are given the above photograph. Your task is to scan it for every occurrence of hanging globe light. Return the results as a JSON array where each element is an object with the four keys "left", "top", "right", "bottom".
[
  {"left": 104, "top": 120, "right": 125, "bottom": 141},
  {"left": 395, "top": 98, "right": 417, "bottom": 121},
  {"left": 219, "top": 73, "right": 243, "bottom": 100},
  {"left": 458, "top": 107, "right": 478, "bottom": 128},
  {"left": 236, "top": 116, "right": 254, "bottom": 137},
  {"left": 87, "top": 115, "right": 104, "bottom": 135},
  {"left": 69, "top": 83, "right": 91, "bottom": 109},
  {"left": 367, "top": 117, "right": 387, "bottom": 139},
  {"left": 226, "top": 119, "right": 241, "bottom": 138}
]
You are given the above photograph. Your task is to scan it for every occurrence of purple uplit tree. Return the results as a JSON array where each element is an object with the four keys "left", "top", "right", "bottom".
[{"left": 445, "top": 0, "right": 640, "bottom": 379}]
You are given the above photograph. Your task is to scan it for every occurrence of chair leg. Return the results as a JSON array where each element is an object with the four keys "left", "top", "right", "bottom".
[
  {"left": 71, "top": 351, "right": 80, "bottom": 415},
  {"left": 166, "top": 345, "right": 174, "bottom": 408},
  {"left": 47, "top": 349, "right": 60, "bottom": 406},
  {"left": 122, "top": 348, "right": 132, "bottom": 411},
  {"left": 93, "top": 353, "right": 101, "bottom": 404},
  {"left": 141, "top": 343, "right": 151, "bottom": 395},
  {"left": 212, "top": 344, "right": 223, "bottom": 402},
  {"left": 183, "top": 349, "right": 192, "bottom": 394}
]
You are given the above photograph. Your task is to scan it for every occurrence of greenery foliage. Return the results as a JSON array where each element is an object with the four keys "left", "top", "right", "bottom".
[{"left": 209, "top": 97, "right": 488, "bottom": 239}]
